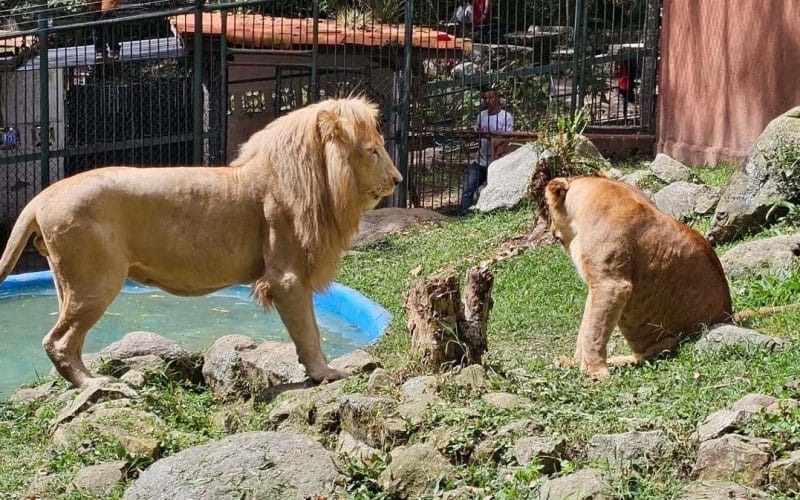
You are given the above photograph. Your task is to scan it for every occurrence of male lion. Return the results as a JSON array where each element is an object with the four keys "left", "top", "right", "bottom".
[
  {"left": 0, "top": 97, "right": 402, "bottom": 388},
  {"left": 546, "top": 176, "right": 732, "bottom": 378}
]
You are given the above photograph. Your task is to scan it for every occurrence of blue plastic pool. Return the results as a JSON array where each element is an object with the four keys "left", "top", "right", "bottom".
[{"left": 0, "top": 271, "right": 391, "bottom": 398}]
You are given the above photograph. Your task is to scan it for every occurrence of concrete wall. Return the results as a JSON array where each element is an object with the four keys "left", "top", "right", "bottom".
[{"left": 657, "top": 0, "right": 800, "bottom": 165}]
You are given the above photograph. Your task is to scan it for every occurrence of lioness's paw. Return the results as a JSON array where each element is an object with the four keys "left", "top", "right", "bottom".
[
  {"left": 554, "top": 355, "right": 577, "bottom": 368},
  {"left": 606, "top": 355, "right": 641, "bottom": 367},
  {"left": 310, "top": 367, "right": 348, "bottom": 383},
  {"left": 584, "top": 366, "right": 611, "bottom": 380}
]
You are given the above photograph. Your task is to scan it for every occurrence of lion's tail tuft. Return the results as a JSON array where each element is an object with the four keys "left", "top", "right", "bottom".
[{"left": 0, "top": 201, "right": 39, "bottom": 283}]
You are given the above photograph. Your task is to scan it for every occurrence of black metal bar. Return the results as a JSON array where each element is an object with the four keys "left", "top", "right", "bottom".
[
  {"left": 192, "top": 0, "right": 204, "bottom": 164},
  {"left": 37, "top": 0, "right": 50, "bottom": 189},
  {"left": 641, "top": 0, "right": 661, "bottom": 133},
  {"left": 220, "top": 10, "right": 228, "bottom": 164},
  {"left": 394, "top": 0, "right": 413, "bottom": 208},
  {"left": 310, "top": 0, "right": 319, "bottom": 102},
  {"left": 570, "top": 0, "right": 587, "bottom": 114}
]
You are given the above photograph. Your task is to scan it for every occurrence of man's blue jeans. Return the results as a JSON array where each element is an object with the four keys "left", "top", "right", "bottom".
[{"left": 458, "top": 162, "right": 488, "bottom": 216}]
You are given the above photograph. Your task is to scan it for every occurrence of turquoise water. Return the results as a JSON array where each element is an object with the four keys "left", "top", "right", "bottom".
[{"left": 0, "top": 288, "right": 372, "bottom": 399}]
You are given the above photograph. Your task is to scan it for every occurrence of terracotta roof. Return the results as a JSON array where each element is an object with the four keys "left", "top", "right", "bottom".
[{"left": 170, "top": 12, "right": 471, "bottom": 52}]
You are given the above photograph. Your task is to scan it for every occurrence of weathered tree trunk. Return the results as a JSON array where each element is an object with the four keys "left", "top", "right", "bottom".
[{"left": 405, "top": 265, "right": 494, "bottom": 370}]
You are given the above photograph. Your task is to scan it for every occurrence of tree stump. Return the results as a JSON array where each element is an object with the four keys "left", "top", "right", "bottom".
[{"left": 405, "top": 265, "right": 494, "bottom": 369}]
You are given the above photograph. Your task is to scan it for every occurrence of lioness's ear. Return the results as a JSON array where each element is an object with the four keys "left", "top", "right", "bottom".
[
  {"left": 545, "top": 178, "right": 570, "bottom": 209},
  {"left": 318, "top": 110, "right": 348, "bottom": 145}
]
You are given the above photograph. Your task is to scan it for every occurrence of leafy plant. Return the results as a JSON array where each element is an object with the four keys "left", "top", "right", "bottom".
[
  {"left": 339, "top": 455, "right": 390, "bottom": 499},
  {"left": 527, "top": 107, "right": 607, "bottom": 219},
  {"left": 764, "top": 141, "right": 800, "bottom": 225}
]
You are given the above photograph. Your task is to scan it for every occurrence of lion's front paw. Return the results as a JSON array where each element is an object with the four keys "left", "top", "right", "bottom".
[
  {"left": 554, "top": 355, "right": 577, "bottom": 368},
  {"left": 583, "top": 365, "right": 610, "bottom": 380},
  {"left": 309, "top": 367, "right": 348, "bottom": 383}
]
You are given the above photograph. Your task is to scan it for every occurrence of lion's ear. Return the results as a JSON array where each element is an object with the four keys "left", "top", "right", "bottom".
[
  {"left": 545, "top": 177, "right": 570, "bottom": 209},
  {"left": 318, "top": 110, "right": 350, "bottom": 145}
]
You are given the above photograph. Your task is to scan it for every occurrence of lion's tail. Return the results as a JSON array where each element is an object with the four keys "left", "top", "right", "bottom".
[
  {"left": 733, "top": 303, "right": 800, "bottom": 323},
  {"left": 0, "top": 200, "right": 39, "bottom": 283}
]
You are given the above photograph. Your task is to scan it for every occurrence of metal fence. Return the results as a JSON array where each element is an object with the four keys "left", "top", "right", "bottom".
[{"left": 0, "top": 0, "right": 660, "bottom": 268}]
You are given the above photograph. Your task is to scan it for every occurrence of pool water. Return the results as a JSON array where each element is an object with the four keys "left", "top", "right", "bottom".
[{"left": 0, "top": 285, "right": 375, "bottom": 399}]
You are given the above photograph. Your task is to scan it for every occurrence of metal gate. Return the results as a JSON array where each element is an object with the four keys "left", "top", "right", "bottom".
[{"left": 0, "top": 0, "right": 660, "bottom": 268}]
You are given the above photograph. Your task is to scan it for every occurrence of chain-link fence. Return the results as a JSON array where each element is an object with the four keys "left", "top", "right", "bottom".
[{"left": 0, "top": 0, "right": 660, "bottom": 269}]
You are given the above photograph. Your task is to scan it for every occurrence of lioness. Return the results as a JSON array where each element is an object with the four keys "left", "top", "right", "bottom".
[
  {"left": 0, "top": 97, "right": 402, "bottom": 388},
  {"left": 546, "top": 176, "right": 732, "bottom": 378}
]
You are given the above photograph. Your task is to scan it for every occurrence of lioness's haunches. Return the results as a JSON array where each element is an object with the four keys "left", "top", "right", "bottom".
[
  {"left": 0, "top": 97, "right": 402, "bottom": 389},
  {"left": 546, "top": 176, "right": 732, "bottom": 378}
]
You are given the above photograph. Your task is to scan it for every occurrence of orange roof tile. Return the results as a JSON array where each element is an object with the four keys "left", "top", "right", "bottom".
[{"left": 170, "top": 12, "right": 471, "bottom": 52}]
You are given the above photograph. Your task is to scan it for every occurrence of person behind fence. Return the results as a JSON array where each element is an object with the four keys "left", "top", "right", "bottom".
[
  {"left": 451, "top": 0, "right": 490, "bottom": 24},
  {"left": 89, "top": 0, "right": 121, "bottom": 60},
  {"left": 617, "top": 57, "right": 639, "bottom": 119},
  {"left": 457, "top": 87, "right": 514, "bottom": 216}
]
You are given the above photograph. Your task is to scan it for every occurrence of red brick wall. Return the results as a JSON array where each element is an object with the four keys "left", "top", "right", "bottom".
[{"left": 656, "top": 0, "right": 800, "bottom": 165}]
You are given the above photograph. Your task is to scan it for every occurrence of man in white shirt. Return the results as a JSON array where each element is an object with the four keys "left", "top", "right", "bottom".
[{"left": 457, "top": 88, "right": 514, "bottom": 216}]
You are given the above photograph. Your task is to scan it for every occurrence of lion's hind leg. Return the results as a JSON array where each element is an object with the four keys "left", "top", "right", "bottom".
[{"left": 44, "top": 255, "right": 127, "bottom": 388}]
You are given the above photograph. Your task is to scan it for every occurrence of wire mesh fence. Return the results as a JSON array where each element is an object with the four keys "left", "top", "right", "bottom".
[{"left": 0, "top": 0, "right": 660, "bottom": 269}]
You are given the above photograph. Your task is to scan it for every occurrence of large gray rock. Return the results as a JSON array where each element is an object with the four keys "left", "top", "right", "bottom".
[
  {"left": 654, "top": 182, "right": 721, "bottom": 220},
  {"left": 514, "top": 436, "right": 566, "bottom": 474},
  {"left": 678, "top": 480, "right": 768, "bottom": 499},
  {"left": 692, "top": 434, "right": 772, "bottom": 486},
  {"left": 650, "top": 153, "right": 692, "bottom": 183},
  {"left": 377, "top": 444, "right": 456, "bottom": 499},
  {"left": 695, "top": 324, "right": 787, "bottom": 353},
  {"left": 620, "top": 169, "right": 656, "bottom": 191},
  {"left": 268, "top": 379, "right": 345, "bottom": 436},
  {"left": 72, "top": 461, "right": 129, "bottom": 494},
  {"left": 329, "top": 349, "right": 379, "bottom": 375},
  {"left": 52, "top": 403, "right": 168, "bottom": 451},
  {"left": 538, "top": 468, "right": 612, "bottom": 500},
  {"left": 708, "top": 106, "right": 800, "bottom": 244},
  {"left": 101, "top": 331, "right": 187, "bottom": 362},
  {"left": 354, "top": 208, "right": 448, "bottom": 249},
  {"left": 99, "top": 331, "right": 201, "bottom": 382},
  {"left": 122, "top": 432, "right": 341, "bottom": 500},
  {"left": 339, "top": 395, "right": 406, "bottom": 449},
  {"left": 337, "top": 431, "right": 383, "bottom": 462},
  {"left": 476, "top": 137, "right": 604, "bottom": 214},
  {"left": 52, "top": 401, "right": 169, "bottom": 448},
  {"left": 202, "top": 335, "right": 258, "bottom": 400},
  {"left": 452, "top": 364, "right": 488, "bottom": 391},
  {"left": 51, "top": 379, "right": 138, "bottom": 427},
  {"left": 481, "top": 392, "right": 533, "bottom": 411},
  {"left": 587, "top": 430, "right": 671, "bottom": 468},
  {"left": 720, "top": 234, "right": 800, "bottom": 279},
  {"left": 732, "top": 393, "right": 779, "bottom": 415},
  {"left": 696, "top": 409, "right": 750, "bottom": 442},
  {"left": 11, "top": 380, "right": 56, "bottom": 406},
  {"left": 475, "top": 143, "right": 545, "bottom": 213},
  {"left": 769, "top": 449, "right": 800, "bottom": 493},
  {"left": 240, "top": 341, "right": 307, "bottom": 392}
]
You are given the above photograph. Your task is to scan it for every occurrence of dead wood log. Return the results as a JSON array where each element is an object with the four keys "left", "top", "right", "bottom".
[{"left": 405, "top": 265, "right": 494, "bottom": 369}]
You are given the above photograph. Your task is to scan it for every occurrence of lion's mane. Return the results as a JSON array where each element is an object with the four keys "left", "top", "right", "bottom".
[{"left": 231, "top": 98, "right": 381, "bottom": 303}]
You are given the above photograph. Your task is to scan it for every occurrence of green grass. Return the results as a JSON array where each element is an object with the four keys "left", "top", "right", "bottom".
[
  {"left": 5, "top": 163, "right": 800, "bottom": 497},
  {"left": 691, "top": 163, "right": 737, "bottom": 187}
]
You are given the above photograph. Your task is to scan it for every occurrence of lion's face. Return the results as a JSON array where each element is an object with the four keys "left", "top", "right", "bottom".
[{"left": 351, "top": 127, "right": 403, "bottom": 209}]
